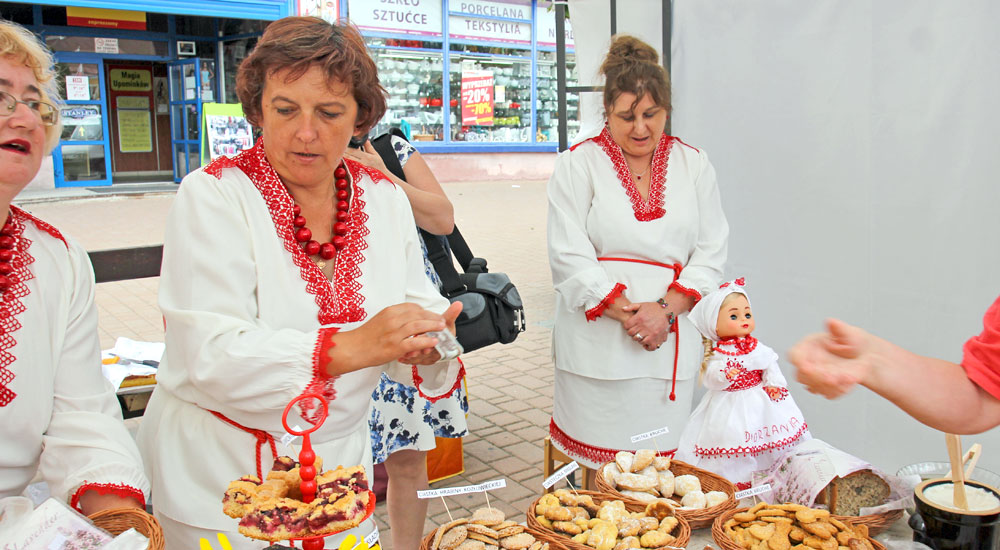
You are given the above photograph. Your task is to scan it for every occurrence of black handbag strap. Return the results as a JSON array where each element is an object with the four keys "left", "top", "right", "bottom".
[
  {"left": 419, "top": 228, "right": 467, "bottom": 297},
  {"left": 367, "top": 130, "right": 472, "bottom": 296}
]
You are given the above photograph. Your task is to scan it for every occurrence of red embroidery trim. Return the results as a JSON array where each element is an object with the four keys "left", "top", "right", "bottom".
[
  {"left": 692, "top": 422, "right": 809, "bottom": 458},
  {"left": 593, "top": 127, "right": 673, "bottom": 221},
  {"left": 15, "top": 206, "right": 68, "bottom": 246},
  {"left": 668, "top": 281, "right": 702, "bottom": 303},
  {"left": 69, "top": 482, "right": 146, "bottom": 513},
  {"left": 0, "top": 208, "right": 43, "bottom": 407},
  {"left": 715, "top": 336, "right": 759, "bottom": 356},
  {"left": 549, "top": 419, "right": 675, "bottom": 466},
  {"left": 719, "top": 277, "right": 746, "bottom": 289},
  {"left": 585, "top": 282, "right": 627, "bottom": 322},
  {"left": 674, "top": 137, "right": 701, "bottom": 153},
  {"left": 734, "top": 481, "right": 752, "bottom": 491},
  {"left": 722, "top": 359, "right": 764, "bottom": 392},
  {"left": 300, "top": 326, "right": 340, "bottom": 424},
  {"left": 209, "top": 410, "right": 278, "bottom": 480},
  {"left": 204, "top": 141, "right": 377, "bottom": 414},
  {"left": 411, "top": 358, "right": 466, "bottom": 404}
]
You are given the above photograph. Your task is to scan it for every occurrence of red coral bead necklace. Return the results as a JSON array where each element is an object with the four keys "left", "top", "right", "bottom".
[
  {"left": 0, "top": 214, "right": 17, "bottom": 292},
  {"left": 292, "top": 163, "right": 350, "bottom": 262}
]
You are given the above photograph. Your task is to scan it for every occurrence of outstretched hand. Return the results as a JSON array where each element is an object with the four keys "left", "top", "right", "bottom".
[{"left": 788, "top": 318, "right": 872, "bottom": 398}]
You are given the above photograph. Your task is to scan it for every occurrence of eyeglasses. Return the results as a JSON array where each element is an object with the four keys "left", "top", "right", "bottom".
[{"left": 0, "top": 90, "right": 58, "bottom": 126}]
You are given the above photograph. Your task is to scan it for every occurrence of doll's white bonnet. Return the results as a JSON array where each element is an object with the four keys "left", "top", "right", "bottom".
[{"left": 689, "top": 278, "right": 751, "bottom": 341}]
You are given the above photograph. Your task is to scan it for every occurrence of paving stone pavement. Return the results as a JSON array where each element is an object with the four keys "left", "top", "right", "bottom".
[{"left": 16, "top": 179, "right": 558, "bottom": 548}]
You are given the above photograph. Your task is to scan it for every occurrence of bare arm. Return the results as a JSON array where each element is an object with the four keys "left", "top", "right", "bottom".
[
  {"left": 344, "top": 143, "right": 454, "bottom": 234},
  {"left": 788, "top": 318, "right": 1000, "bottom": 434}
]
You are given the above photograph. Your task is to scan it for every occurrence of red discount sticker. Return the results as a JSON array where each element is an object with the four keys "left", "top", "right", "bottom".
[{"left": 461, "top": 71, "right": 494, "bottom": 126}]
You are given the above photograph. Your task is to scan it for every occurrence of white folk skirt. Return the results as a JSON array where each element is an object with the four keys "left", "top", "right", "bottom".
[{"left": 550, "top": 370, "right": 696, "bottom": 470}]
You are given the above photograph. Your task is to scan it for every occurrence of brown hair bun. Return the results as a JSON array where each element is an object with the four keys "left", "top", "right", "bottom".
[{"left": 599, "top": 35, "right": 671, "bottom": 116}]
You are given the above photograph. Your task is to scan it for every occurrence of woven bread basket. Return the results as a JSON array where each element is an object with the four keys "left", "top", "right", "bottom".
[
  {"left": 419, "top": 524, "right": 567, "bottom": 550},
  {"left": 831, "top": 509, "right": 903, "bottom": 537},
  {"left": 526, "top": 490, "right": 690, "bottom": 550},
  {"left": 711, "top": 506, "right": 886, "bottom": 550},
  {"left": 89, "top": 507, "right": 165, "bottom": 550},
  {"left": 595, "top": 459, "right": 737, "bottom": 529}
]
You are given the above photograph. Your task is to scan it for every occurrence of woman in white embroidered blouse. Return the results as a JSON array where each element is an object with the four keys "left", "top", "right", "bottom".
[
  {"left": 136, "top": 18, "right": 461, "bottom": 548},
  {"left": 0, "top": 21, "right": 148, "bottom": 521},
  {"left": 547, "top": 35, "right": 729, "bottom": 480}
]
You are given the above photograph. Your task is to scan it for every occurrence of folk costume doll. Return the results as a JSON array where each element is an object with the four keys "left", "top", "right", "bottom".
[{"left": 675, "top": 279, "right": 810, "bottom": 489}]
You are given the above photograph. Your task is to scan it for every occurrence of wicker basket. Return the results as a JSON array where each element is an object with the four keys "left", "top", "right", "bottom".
[
  {"left": 526, "top": 490, "right": 691, "bottom": 550},
  {"left": 710, "top": 506, "right": 886, "bottom": 550},
  {"left": 595, "top": 459, "right": 737, "bottom": 529},
  {"left": 831, "top": 508, "right": 903, "bottom": 537},
  {"left": 89, "top": 508, "right": 165, "bottom": 550},
  {"left": 419, "top": 524, "right": 566, "bottom": 550}
]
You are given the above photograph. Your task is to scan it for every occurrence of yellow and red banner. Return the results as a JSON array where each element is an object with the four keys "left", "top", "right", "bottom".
[
  {"left": 461, "top": 71, "right": 494, "bottom": 126},
  {"left": 66, "top": 7, "right": 146, "bottom": 31}
]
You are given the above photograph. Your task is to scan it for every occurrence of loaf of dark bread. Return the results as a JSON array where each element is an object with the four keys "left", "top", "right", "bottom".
[{"left": 814, "top": 469, "right": 890, "bottom": 515}]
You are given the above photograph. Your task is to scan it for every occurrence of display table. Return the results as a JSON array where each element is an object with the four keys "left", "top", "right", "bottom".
[{"left": 115, "top": 383, "right": 155, "bottom": 419}]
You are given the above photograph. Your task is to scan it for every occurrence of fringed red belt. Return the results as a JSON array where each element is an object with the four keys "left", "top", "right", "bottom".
[{"left": 596, "top": 257, "right": 683, "bottom": 401}]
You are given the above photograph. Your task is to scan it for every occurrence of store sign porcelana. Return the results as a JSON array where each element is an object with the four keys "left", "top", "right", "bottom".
[
  {"left": 452, "top": 0, "right": 530, "bottom": 20},
  {"left": 348, "top": 0, "right": 442, "bottom": 37}
]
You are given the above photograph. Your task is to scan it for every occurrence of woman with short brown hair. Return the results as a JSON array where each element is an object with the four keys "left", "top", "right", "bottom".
[
  {"left": 138, "top": 17, "right": 462, "bottom": 547},
  {"left": 547, "top": 35, "right": 729, "bottom": 480}
]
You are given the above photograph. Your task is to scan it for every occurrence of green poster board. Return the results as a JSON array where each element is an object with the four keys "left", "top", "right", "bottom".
[{"left": 201, "top": 103, "right": 254, "bottom": 166}]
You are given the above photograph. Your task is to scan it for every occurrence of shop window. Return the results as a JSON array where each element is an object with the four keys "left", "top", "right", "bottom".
[
  {"left": 220, "top": 18, "right": 269, "bottom": 36},
  {"left": 535, "top": 50, "right": 580, "bottom": 143},
  {"left": 0, "top": 4, "right": 34, "bottom": 26},
  {"left": 46, "top": 36, "right": 167, "bottom": 57},
  {"left": 369, "top": 41, "right": 446, "bottom": 143},
  {"left": 147, "top": 13, "right": 168, "bottom": 33},
  {"left": 55, "top": 62, "right": 101, "bottom": 101},
  {"left": 223, "top": 37, "right": 259, "bottom": 104},
  {"left": 449, "top": 43, "right": 531, "bottom": 59},
  {"left": 61, "top": 144, "right": 107, "bottom": 182},
  {"left": 59, "top": 105, "right": 103, "bottom": 141},
  {"left": 175, "top": 15, "right": 216, "bottom": 37},
  {"left": 40, "top": 6, "right": 68, "bottom": 26},
  {"left": 449, "top": 54, "right": 531, "bottom": 143}
]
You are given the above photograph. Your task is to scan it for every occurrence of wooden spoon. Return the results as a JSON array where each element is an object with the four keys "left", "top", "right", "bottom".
[{"left": 946, "top": 433, "right": 970, "bottom": 510}]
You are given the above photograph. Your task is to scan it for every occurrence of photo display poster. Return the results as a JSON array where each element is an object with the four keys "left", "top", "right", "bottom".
[{"left": 201, "top": 103, "right": 254, "bottom": 165}]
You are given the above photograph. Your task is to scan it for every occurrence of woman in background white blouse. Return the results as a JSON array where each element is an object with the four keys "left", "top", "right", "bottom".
[
  {"left": 547, "top": 35, "right": 729, "bottom": 481},
  {"left": 0, "top": 20, "right": 148, "bottom": 519}
]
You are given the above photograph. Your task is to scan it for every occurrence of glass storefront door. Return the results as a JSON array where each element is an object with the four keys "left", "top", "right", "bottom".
[
  {"left": 168, "top": 58, "right": 213, "bottom": 182},
  {"left": 51, "top": 56, "right": 113, "bottom": 186}
]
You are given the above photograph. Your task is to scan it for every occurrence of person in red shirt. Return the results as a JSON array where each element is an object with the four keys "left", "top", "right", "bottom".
[{"left": 789, "top": 295, "right": 1000, "bottom": 434}]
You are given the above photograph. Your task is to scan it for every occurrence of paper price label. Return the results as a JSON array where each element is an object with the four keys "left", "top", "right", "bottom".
[
  {"left": 734, "top": 484, "right": 772, "bottom": 499},
  {"left": 280, "top": 425, "right": 303, "bottom": 447},
  {"left": 630, "top": 426, "right": 669, "bottom": 443},
  {"left": 365, "top": 526, "right": 380, "bottom": 547},
  {"left": 417, "top": 479, "right": 507, "bottom": 499},
  {"left": 542, "top": 461, "right": 579, "bottom": 489}
]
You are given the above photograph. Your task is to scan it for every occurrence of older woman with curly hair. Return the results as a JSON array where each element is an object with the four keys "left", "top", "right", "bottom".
[
  {"left": 137, "top": 17, "right": 461, "bottom": 547},
  {"left": 0, "top": 20, "right": 149, "bottom": 518}
]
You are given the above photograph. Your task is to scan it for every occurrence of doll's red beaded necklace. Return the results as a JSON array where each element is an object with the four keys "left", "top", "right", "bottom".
[
  {"left": 715, "top": 335, "right": 758, "bottom": 356},
  {"left": 292, "top": 163, "right": 350, "bottom": 261}
]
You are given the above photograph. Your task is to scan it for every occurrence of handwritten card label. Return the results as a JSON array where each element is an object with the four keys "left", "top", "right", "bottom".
[
  {"left": 735, "top": 484, "right": 772, "bottom": 499},
  {"left": 280, "top": 425, "right": 303, "bottom": 447},
  {"left": 417, "top": 479, "right": 507, "bottom": 499},
  {"left": 630, "top": 426, "right": 669, "bottom": 443},
  {"left": 542, "top": 461, "right": 579, "bottom": 489},
  {"left": 365, "top": 526, "right": 381, "bottom": 547}
]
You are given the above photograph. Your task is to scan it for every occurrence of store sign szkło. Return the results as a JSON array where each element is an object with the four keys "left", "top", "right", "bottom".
[{"left": 349, "top": 0, "right": 443, "bottom": 36}]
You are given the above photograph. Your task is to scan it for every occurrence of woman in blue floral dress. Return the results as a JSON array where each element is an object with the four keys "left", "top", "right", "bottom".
[{"left": 345, "top": 133, "right": 468, "bottom": 550}]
